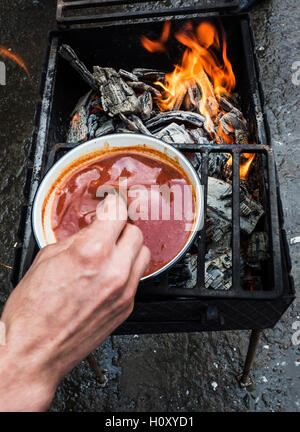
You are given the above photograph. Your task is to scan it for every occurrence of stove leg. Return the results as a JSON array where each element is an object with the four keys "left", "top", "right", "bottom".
[
  {"left": 239, "top": 329, "right": 263, "bottom": 389},
  {"left": 87, "top": 353, "right": 108, "bottom": 387}
]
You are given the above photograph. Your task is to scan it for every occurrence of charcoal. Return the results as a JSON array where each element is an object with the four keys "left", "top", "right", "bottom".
[
  {"left": 129, "top": 114, "right": 152, "bottom": 135},
  {"left": 187, "top": 153, "right": 201, "bottom": 171},
  {"left": 207, "top": 177, "right": 264, "bottom": 234},
  {"left": 119, "top": 113, "right": 151, "bottom": 135},
  {"left": 246, "top": 232, "right": 269, "bottom": 266},
  {"left": 87, "top": 96, "right": 103, "bottom": 116},
  {"left": 87, "top": 113, "right": 99, "bottom": 138},
  {"left": 219, "top": 111, "right": 247, "bottom": 136},
  {"left": 126, "top": 81, "right": 162, "bottom": 98},
  {"left": 205, "top": 249, "right": 233, "bottom": 291},
  {"left": 67, "top": 106, "right": 88, "bottom": 143},
  {"left": 218, "top": 95, "right": 244, "bottom": 118},
  {"left": 189, "top": 129, "right": 210, "bottom": 145},
  {"left": 116, "top": 128, "right": 135, "bottom": 134},
  {"left": 235, "top": 128, "right": 248, "bottom": 145},
  {"left": 138, "top": 91, "right": 153, "bottom": 120},
  {"left": 155, "top": 122, "right": 194, "bottom": 144},
  {"left": 95, "top": 119, "right": 115, "bottom": 137},
  {"left": 168, "top": 253, "right": 197, "bottom": 289},
  {"left": 146, "top": 110, "right": 205, "bottom": 131},
  {"left": 206, "top": 208, "right": 232, "bottom": 252},
  {"left": 132, "top": 68, "right": 165, "bottom": 82},
  {"left": 93, "top": 67, "right": 139, "bottom": 117},
  {"left": 59, "top": 44, "right": 99, "bottom": 92},
  {"left": 207, "top": 153, "right": 230, "bottom": 178},
  {"left": 118, "top": 69, "right": 138, "bottom": 82}
]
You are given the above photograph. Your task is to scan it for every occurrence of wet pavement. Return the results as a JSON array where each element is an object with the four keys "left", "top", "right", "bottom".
[{"left": 0, "top": 0, "right": 299, "bottom": 412}]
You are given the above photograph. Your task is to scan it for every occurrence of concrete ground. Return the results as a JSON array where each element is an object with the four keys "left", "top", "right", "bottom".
[{"left": 0, "top": 0, "right": 299, "bottom": 412}]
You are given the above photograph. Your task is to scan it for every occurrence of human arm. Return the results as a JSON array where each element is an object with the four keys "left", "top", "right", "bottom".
[{"left": 0, "top": 194, "right": 150, "bottom": 411}]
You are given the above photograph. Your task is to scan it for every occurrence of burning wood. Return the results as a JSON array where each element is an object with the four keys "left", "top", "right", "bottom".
[{"left": 67, "top": 90, "right": 92, "bottom": 142}]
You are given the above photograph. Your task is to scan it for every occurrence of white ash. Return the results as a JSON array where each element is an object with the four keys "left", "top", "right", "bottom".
[
  {"left": 205, "top": 249, "right": 233, "bottom": 291},
  {"left": 207, "top": 177, "right": 264, "bottom": 235},
  {"left": 206, "top": 208, "right": 232, "bottom": 252},
  {"left": 155, "top": 123, "right": 194, "bottom": 145},
  {"left": 67, "top": 105, "right": 88, "bottom": 143}
]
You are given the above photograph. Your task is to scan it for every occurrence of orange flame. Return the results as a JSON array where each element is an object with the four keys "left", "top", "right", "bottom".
[
  {"left": 143, "top": 22, "right": 236, "bottom": 129},
  {"left": 226, "top": 153, "right": 255, "bottom": 180},
  {"left": 141, "top": 21, "right": 256, "bottom": 178},
  {"left": 0, "top": 45, "right": 32, "bottom": 82},
  {"left": 240, "top": 153, "right": 255, "bottom": 180},
  {"left": 141, "top": 21, "right": 171, "bottom": 53}
]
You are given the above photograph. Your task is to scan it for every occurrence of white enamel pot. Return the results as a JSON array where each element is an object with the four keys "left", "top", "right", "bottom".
[{"left": 32, "top": 133, "right": 204, "bottom": 280}]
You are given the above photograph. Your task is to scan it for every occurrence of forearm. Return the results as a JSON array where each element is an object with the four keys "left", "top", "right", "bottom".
[{"left": 0, "top": 342, "right": 55, "bottom": 412}]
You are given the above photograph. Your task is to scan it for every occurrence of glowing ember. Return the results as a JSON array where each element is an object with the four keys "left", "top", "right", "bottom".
[
  {"left": 71, "top": 112, "right": 80, "bottom": 126},
  {"left": 0, "top": 45, "right": 32, "bottom": 82},
  {"left": 141, "top": 21, "right": 256, "bottom": 178}
]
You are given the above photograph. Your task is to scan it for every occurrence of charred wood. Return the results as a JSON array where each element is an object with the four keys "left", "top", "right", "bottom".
[
  {"left": 168, "top": 253, "right": 197, "bottom": 289},
  {"left": 127, "top": 81, "right": 162, "bottom": 98},
  {"left": 138, "top": 91, "right": 153, "bottom": 120},
  {"left": 95, "top": 119, "right": 115, "bottom": 137},
  {"left": 119, "top": 113, "right": 152, "bottom": 135},
  {"left": 246, "top": 232, "right": 269, "bottom": 267},
  {"left": 93, "top": 67, "right": 139, "bottom": 117},
  {"left": 198, "top": 153, "right": 231, "bottom": 178},
  {"left": 155, "top": 123, "right": 194, "bottom": 144},
  {"left": 67, "top": 106, "right": 88, "bottom": 143},
  {"left": 206, "top": 208, "right": 232, "bottom": 252},
  {"left": 118, "top": 69, "right": 138, "bottom": 82},
  {"left": 132, "top": 68, "right": 165, "bottom": 82},
  {"left": 146, "top": 110, "right": 205, "bottom": 131},
  {"left": 205, "top": 249, "right": 234, "bottom": 291},
  {"left": 207, "top": 177, "right": 264, "bottom": 234},
  {"left": 59, "top": 44, "right": 99, "bottom": 93}
]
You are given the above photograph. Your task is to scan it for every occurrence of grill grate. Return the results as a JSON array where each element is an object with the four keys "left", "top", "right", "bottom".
[
  {"left": 10, "top": 8, "right": 295, "bottom": 333},
  {"left": 39, "top": 141, "right": 283, "bottom": 300},
  {"left": 56, "top": 0, "right": 240, "bottom": 24}
]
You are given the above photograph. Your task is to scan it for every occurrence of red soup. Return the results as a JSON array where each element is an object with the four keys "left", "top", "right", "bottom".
[{"left": 51, "top": 150, "right": 195, "bottom": 276}]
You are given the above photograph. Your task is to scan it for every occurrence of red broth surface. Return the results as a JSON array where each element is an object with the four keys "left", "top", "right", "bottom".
[{"left": 52, "top": 151, "right": 195, "bottom": 276}]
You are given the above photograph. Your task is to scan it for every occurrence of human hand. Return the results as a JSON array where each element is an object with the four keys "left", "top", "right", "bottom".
[{"left": 0, "top": 194, "right": 150, "bottom": 411}]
